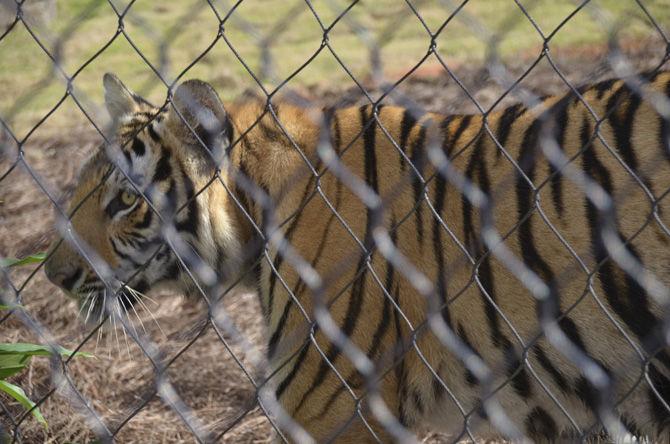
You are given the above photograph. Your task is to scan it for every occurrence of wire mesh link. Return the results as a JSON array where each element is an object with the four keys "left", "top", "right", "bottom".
[{"left": 1, "top": 0, "right": 669, "bottom": 442}]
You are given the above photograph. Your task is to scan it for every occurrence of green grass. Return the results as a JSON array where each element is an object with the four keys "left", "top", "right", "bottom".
[{"left": 1, "top": 0, "right": 668, "bottom": 137}]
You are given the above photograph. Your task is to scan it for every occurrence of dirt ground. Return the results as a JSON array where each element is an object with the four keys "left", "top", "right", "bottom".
[{"left": 1, "top": 37, "right": 668, "bottom": 443}]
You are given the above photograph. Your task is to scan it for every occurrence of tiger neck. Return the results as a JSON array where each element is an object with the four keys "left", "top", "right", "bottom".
[{"left": 226, "top": 101, "right": 322, "bottom": 260}]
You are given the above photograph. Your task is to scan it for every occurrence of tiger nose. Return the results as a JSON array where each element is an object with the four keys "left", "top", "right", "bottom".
[{"left": 44, "top": 261, "right": 83, "bottom": 291}]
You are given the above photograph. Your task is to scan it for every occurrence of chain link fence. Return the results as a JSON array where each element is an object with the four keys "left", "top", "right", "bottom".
[{"left": 1, "top": 0, "right": 670, "bottom": 442}]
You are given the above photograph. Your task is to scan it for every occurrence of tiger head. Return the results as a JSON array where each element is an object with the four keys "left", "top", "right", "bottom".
[{"left": 43, "top": 73, "right": 248, "bottom": 319}]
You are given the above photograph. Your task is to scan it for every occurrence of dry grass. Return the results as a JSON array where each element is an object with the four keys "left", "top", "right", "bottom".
[{"left": 0, "top": 3, "right": 669, "bottom": 441}]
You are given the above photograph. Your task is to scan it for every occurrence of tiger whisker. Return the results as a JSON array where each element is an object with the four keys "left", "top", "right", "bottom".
[
  {"left": 77, "top": 291, "right": 93, "bottom": 322},
  {"left": 84, "top": 291, "right": 96, "bottom": 325},
  {"left": 119, "top": 292, "right": 142, "bottom": 339},
  {"left": 110, "top": 297, "right": 121, "bottom": 357},
  {"left": 123, "top": 283, "right": 159, "bottom": 306},
  {"left": 124, "top": 285, "right": 167, "bottom": 338},
  {"left": 100, "top": 289, "right": 112, "bottom": 359},
  {"left": 122, "top": 291, "right": 148, "bottom": 336},
  {"left": 92, "top": 290, "right": 106, "bottom": 354},
  {"left": 115, "top": 299, "right": 132, "bottom": 359},
  {"left": 95, "top": 324, "right": 103, "bottom": 355},
  {"left": 106, "top": 317, "right": 112, "bottom": 360},
  {"left": 136, "top": 291, "right": 159, "bottom": 306}
]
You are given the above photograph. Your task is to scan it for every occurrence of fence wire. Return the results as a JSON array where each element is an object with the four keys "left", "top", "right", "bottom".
[{"left": 1, "top": 0, "right": 670, "bottom": 442}]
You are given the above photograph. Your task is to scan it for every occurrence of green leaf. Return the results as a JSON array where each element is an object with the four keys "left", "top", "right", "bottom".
[
  {"left": 0, "top": 352, "right": 29, "bottom": 379},
  {"left": 0, "top": 253, "right": 46, "bottom": 268},
  {"left": 0, "top": 364, "right": 27, "bottom": 379},
  {"left": 0, "top": 343, "right": 93, "bottom": 359},
  {"left": 0, "top": 349, "right": 31, "bottom": 379},
  {"left": 0, "top": 380, "right": 47, "bottom": 427},
  {"left": 0, "top": 342, "right": 93, "bottom": 383}
]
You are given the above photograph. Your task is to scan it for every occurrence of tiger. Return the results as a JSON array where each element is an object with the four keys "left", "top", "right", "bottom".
[{"left": 42, "top": 69, "right": 670, "bottom": 443}]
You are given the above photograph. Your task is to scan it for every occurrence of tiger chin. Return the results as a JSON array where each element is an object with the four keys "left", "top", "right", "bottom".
[{"left": 44, "top": 71, "right": 670, "bottom": 442}]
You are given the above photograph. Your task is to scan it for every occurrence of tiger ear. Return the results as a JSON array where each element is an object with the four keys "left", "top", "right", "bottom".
[
  {"left": 167, "top": 79, "right": 230, "bottom": 162},
  {"left": 103, "top": 73, "right": 140, "bottom": 122}
]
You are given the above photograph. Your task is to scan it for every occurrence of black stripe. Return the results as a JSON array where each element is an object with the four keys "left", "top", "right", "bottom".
[
  {"left": 559, "top": 315, "right": 588, "bottom": 353},
  {"left": 470, "top": 131, "right": 532, "bottom": 399},
  {"left": 534, "top": 344, "right": 569, "bottom": 392},
  {"left": 262, "top": 111, "right": 325, "bottom": 319},
  {"left": 162, "top": 260, "right": 180, "bottom": 281},
  {"left": 504, "top": 342, "right": 531, "bottom": 398},
  {"left": 412, "top": 390, "right": 424, "bottom": 415},
  {"left": 265, "top": 172, "right": 318, "bottom": 322},
  {"left": 399, "top": 109, "right": 418, "bottom": 171},
  {"left": 525, "top": 406, "right": 558, "bottom": 439},
  {"left": 397, "top": 356, "right": 410, "bottom": 428},
  {"left": 661, "top": 78, "right": 670, "bottom": 162},
  {"left": 516, "top": 108, "right": 591, "bottom": 390},
  {"left": 258, "top": 120, "right": 284, "bottom": 142},
  {"left": 575, "top": 375, "right": 601, "bottom": 412},
  {"left": 61, "top": 268, "right": 83, "bottom": 291},
  {"left": 389, "top": 217, "right": 408, "bottom": 424},
  {"left": 131, "top": 137, "right": 146, "bottom": 156},
  {"left": 439, "top": 115, "right": 456, "bottom": 156},
  {"left": 164, "top": 179, "right": 177, "bottom": 215},
  {"left": 123, "top": 232, "right": 140, "bottom": 248},
  {"left": 135, "top": 207, "right": 153, "bottom": 230},
  {"left": 410, "top": 126, "right": 427, "bottom": 248},
  {"left": 109, "top": 237, "right": 131, "bottom": 260},
  {"left": 594, "top": 78, "right": 619, "bottom": 99},
  {"left": 152, "top": 152, "right": 172, "bottom": 182},
  {"left": 175, "top": 170, "right": 198, "bottom": 235},
  {"left": 110, "top": 237, "right": 141, "bottom": 268},
  {"left": 313, "top": 214, "right": 397, "bottom": 420},
  {"left": 274, "top": 341, "right": 312, "bottom": 401},
  {"left": 233, "top": 163, "right": 260, "bottom": 293},
  {"left": 147, "top": 123, "right": 161, "bottom": 142},
  {"left": 343, "top": 103, "right": 379, "bottom": 325},
  {"left": 267, "top": 179, "right": 343, "bottom": 360},
  {"left": 292, "top": 106, "right": 379, "bottom": 415},
  {"left": 122, "top": 148, "right": 132, "bottom": 164},
  {"left": 127, "top": 280, "right": 146, "bottom": 298},
  {"left": 581, "top": 115, "right": 664, "bottom": 355},
  {"left": 462, "top": 133, "right": 504, "bottom": 344},
  {"left": 457, "top": 324, "right": 480, "bottom": 386},
  {"left": 444, "top": 115, "right": 473, "bottom": 157},
  {"left": 432, "top": 364, "right": 446, "bottom": 400},
  {"left": 332, "top": 112, "right": 342, "bottom": 153},
  {"left": 132, "top": 234, "right": 160, "bottom": 251},
  {"left": 367, "top": 218, "right": 396, "bottom": 359},
  {"left": 494, "top": 103, "right": 524, "bottom": 160},
  {"left": 135, "top": 110, "right": 157, "bottom": 119},
  {"left": 516, "top": 115, "right": 553, "bottom": 279},
  {"left": 267, "top": 299, "right": 293, "bottom": 360},
  {"left": 606, "top": 84, "right": 655, "bottom": 197},
  {"left": 647, "top": 363, "right": 670, "bottom": 429},
  {"left": 548, "top": 98, "right": 570, "bottom": 218},
  {"left": 433, "top": 163, "right": 450, "bottom": 326},
  {"left": 620, "top": 415, "right": 643, "bottom": 439},
  {"left": 115, "top": 233, "right": 131, "bottom": 247},
  {"left": 608, "top": 87, "right": 642, "bottom": 170}
]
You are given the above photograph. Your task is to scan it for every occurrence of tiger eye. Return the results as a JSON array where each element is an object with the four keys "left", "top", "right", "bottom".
[{"left": 120, "top": 190, "right": 138, "bottom": 207}]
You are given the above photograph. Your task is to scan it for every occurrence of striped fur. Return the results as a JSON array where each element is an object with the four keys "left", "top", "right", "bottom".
[{"left": 44, "top": 71, "right": 670, "bottom": 442}]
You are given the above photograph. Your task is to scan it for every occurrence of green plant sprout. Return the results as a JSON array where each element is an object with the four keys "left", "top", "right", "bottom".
[{"left": 0, "top": 253, "right": 92, "bottom": 428}]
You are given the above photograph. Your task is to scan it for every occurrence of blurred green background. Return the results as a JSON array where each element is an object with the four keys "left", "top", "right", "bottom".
[{"left": 1, "top": 0, "right": 668, "bottom": 137}]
